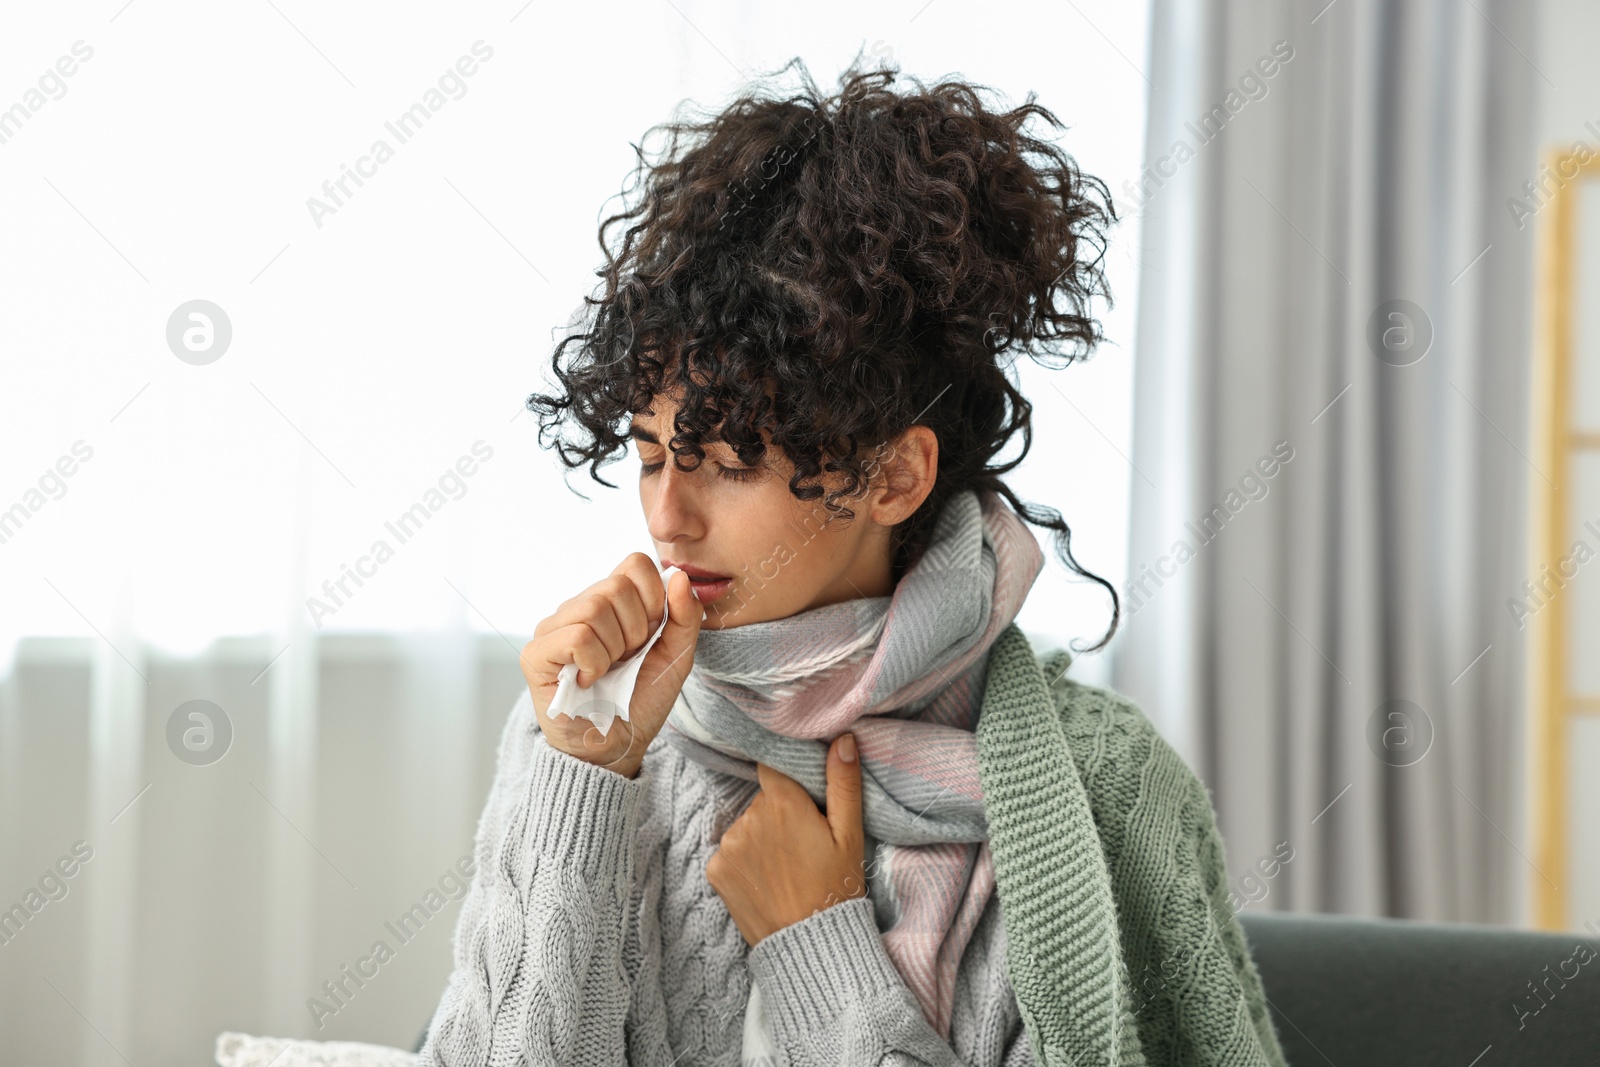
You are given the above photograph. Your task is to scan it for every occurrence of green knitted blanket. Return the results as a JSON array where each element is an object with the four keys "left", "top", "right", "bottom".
[{"left": 975, "top": 623, "right": 1289, "bottom": 1067}]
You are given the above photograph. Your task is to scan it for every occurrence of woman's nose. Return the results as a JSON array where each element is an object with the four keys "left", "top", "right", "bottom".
[{"left": 645, "top": 458, "right": 708, "bottom": 541}]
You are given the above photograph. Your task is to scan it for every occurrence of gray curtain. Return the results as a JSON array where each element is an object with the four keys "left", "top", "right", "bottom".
[{"left": 1114, "top": 0, "right": 1540, "bottom": 926}]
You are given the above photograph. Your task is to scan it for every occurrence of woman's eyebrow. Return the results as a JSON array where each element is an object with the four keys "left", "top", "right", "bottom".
[{"left": 628, "top": 423, "right": 736, "bottom": 454}]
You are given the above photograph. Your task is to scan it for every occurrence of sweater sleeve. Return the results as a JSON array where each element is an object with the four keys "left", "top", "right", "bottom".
[
  {"left": 417, "top": 693, "right": 649, "bottom": 1067},
  {"left": 745, "top": 896, "right": 1035, "bottom": 1067}
]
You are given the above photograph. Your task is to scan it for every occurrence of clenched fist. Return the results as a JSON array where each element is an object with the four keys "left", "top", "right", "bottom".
[{"left": 521, "top": 552, "right": 705, "bottom": 778}]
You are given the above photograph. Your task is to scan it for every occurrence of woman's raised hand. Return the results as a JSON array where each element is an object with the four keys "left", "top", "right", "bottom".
[{"left": 522, "top": 552, "right": 705, "bottom": 777}]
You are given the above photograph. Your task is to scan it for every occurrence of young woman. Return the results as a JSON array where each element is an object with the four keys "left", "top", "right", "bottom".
[{"left": 417, "top": 58, "right": 1288, "bottom": 1067}]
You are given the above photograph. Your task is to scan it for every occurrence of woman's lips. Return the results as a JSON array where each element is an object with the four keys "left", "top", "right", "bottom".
[
  {"left": 663, "top": 560, "right": 733, "bottom": 603},
  {"left": 687, "top": 576, "right": 733, "bottom": 604}
]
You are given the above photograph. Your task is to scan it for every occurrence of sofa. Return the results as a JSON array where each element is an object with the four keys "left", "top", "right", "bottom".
[{"left": 1239, "top": 910, "right": 1600, "bottom": 1067}]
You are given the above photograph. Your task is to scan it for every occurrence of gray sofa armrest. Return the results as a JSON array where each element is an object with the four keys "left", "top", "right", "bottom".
[{"left": 1239, "top": 911, "right": 1600, "bottom": 1067}]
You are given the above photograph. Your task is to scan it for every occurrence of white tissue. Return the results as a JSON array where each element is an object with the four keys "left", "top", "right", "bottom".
[{"left": 546, "top": 565, "right": 683, "bottom": 738}]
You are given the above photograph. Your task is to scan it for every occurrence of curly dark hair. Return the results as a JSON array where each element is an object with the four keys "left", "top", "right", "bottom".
[{"left": 526, "top": 52, "right": 1122, "bottom": 652}]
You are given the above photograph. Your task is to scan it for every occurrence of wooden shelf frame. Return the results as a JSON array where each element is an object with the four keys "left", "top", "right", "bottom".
[{"left": 1532, "top": 147, "right": 1600, "bottom": 929}]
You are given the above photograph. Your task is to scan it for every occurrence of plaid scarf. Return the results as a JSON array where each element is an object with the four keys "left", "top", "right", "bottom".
[{"left": 661, "top": 485, "right": 1045, "bottom": 1040}]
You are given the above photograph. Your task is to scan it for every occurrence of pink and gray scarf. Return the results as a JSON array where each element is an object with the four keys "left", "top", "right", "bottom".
[{"left": 661, "top": 485, "right": 1045, "bottom": 1039}]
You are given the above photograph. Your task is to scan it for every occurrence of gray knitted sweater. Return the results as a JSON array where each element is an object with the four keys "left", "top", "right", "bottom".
[{"left": 417, "top": 689, "right": 1034, "bottom": 1067}]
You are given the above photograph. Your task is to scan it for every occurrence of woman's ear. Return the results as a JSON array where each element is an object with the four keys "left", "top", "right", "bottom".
[{"left": 869, "top": 425, "right": 938, "bottom": 526}]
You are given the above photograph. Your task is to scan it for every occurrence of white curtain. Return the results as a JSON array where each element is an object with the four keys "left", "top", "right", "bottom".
[
  {"left": 0, "top": 631, "right": 516, "bottom": 1064},
  {"left": 1115, "top": 0, "right": 1540, "bottom": 926}
]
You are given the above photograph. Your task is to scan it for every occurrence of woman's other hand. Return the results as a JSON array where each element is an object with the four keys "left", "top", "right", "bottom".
[
  {"left": 706, "top": 732, "right": 867, "bottom": 945},
  {"left": 522, "top": 552, "right": 705, "bottom": 777}
]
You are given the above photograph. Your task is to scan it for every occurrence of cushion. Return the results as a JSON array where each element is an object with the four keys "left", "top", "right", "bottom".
[{"left": 214, "top": 1031, "right": 417, "bottom": 1067}]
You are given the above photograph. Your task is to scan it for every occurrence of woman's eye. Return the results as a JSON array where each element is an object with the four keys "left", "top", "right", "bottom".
[{"left": 638, "top": 457, "right": 759, "bottom": 482}]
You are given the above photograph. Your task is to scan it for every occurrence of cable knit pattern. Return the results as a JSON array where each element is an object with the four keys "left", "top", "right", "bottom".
[
  {"left": 416, "top": 625, "right": 1289, "bottom": 1067},
  {"left": 418, "top": 685, "right": 1029, "bottom": 1067},
  {"left": 996, "top": 641, "right": 1288, "bottom": 1066}
]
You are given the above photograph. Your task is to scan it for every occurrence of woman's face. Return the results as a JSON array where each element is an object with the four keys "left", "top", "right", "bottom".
[{"left": 633, "top": 392, "right": 937, "bottom": 629}]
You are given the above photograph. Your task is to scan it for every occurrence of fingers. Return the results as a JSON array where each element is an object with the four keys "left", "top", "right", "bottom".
[
  {"left": 527, "top": 621, "right": 615, "bottom": 688},
  {"left": 660, "top": 568, "right": 705, "bottom": 645},
  {"left": 526, "top": 553, "right": 704, "bottom": 749},
  {"left": 665, "top": 566, "right": 705, "bottom": 630},
  {"left": 566, "top": 592, "right": 632, "bottom": 677},
  {"left": 824, "top": 733, "right": 863, "bottom": 850},
  {"left": 637, "top": 568, "right": 703, "bottom": 689},
  {"left": 528, "top": 553, "right": 661, "bottom": 688},
  {"left": 755, "top": 758, "right": 839, "bottom": 819},
  {"left": 580, "top": 564, "right": 655, "bottom": 659},
  {"left": 754, "top": 760, "right": 783, "bottom": 796},
  {"left": 613, "top": 552, "right": 669, "bottom": 634}
]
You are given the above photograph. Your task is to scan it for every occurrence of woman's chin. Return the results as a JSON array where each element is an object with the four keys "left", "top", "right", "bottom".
[
  {"left": 700, "top": 606, "right": 743, "bottom": 630},
  {"left": 699, "top": 595, "right": 763, "bottom": 629}
]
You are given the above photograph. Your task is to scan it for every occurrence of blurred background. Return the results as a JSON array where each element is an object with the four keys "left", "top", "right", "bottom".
[{"left": 0, "top": 0, "right": 1592, "bottom": 1062}]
